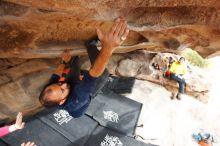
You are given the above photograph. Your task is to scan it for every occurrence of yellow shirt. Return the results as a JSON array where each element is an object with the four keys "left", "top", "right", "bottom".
[{"left": 169, "top": 61, "right": 187, "bottom": 75}]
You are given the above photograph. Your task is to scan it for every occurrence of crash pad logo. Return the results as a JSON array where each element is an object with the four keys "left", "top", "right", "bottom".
[
  {"left": 103, "top": 110, "right": 119, "bottom": 123},
  {"left": 101, "top": 134, "right": 123, "bottom": 146},
  {"left": 53, "top": 110, "right": 73, "bottom": 125}
]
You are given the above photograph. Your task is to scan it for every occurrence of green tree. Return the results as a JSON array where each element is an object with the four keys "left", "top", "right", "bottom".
[{"left": 180, "top": 48, "right": 209, "bottom": 68}]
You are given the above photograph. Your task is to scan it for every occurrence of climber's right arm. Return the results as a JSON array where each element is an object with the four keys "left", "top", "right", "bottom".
[{"left": 89, "top": 17, "right": 129, "bottom": 77}]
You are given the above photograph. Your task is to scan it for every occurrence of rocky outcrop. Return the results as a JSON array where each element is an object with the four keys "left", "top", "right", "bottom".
[
  {"left": 1, "top": 0, "right": 220, "bottom": 58},
  {"left": 0, "top": 58, "right": 55, "bottom": 121}
]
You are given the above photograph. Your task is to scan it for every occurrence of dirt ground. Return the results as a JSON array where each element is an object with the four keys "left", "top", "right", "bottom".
[{"left": 125, "top": 57, "right": 220, "bottom": 146}]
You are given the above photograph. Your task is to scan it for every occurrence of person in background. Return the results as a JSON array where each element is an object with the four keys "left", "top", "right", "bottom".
[
  {"left": 168, "top": 56, "right": 175, "bottom": 69},
  {"left": 169, "top": 57, "right": 187, "bottom": 100},
  {"left": 164, "top": 56, "right": 175, "bottom": 78}
]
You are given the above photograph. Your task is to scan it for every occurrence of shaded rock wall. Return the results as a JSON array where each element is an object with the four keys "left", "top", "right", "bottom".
[{"left": 0, "top": 58, "right": 58, "bottom": 121}]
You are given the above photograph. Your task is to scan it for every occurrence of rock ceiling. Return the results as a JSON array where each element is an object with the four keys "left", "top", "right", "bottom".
[{"left": 1, "top": 0, "right": 220, "bottom": 58}]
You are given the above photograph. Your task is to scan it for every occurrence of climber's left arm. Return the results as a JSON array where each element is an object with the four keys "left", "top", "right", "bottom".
[{"left": 53, "top": 50, "right": 72, "bottom": 77}]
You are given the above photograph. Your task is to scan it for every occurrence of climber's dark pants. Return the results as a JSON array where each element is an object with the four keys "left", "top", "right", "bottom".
[{"left": 170, "top": 73, "right": 185, "bottom": 94}]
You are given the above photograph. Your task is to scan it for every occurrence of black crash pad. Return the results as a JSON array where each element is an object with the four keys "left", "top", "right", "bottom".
[
  {"left": 0, "top": 140, "right": 8, "bottom": 146},
  {"left": 36, "top": 108, "right": 98, "bottom": 146},
  {"left": 86, "top": 87, "right": 142, "bottom": 136},
  {"left": 1, "top": 108, "right": 98, "bottom": 146},
  {"left": 1, "top": 105, "right": 151, "bottom": 146},
  {"left": 106, "top": 76, "right": 135, "bottom": 94},
  {"left": 85, "top": 126, "right": 156, "bottom": 146},
  {"left": 1, "top": 118, "right": 72, "bottom": 146}
]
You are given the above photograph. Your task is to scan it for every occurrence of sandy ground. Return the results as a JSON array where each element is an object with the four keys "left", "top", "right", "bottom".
[{"left": 125, "top": 57, "right": 220, "bottom": 146}]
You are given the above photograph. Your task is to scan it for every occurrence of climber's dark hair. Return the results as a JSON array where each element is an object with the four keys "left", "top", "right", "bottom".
[
  {"left": 39, "top": 86, "right": 58, "bottom": 107},
  {"left": 179, "top": 57, "right": 185, "bottom": 61}
]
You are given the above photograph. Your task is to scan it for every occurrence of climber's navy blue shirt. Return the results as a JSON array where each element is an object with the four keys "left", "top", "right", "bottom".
[{"left": 48, "top": 71, "right": 98, "bottom": 118}]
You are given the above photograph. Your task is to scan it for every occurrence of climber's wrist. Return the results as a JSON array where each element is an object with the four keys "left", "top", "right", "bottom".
[
  {"left": 101, "top": 46, "right": 114, "bottom": 55},
  {"left": 9, "top": 124, "right": 17, "bottom": 132}
]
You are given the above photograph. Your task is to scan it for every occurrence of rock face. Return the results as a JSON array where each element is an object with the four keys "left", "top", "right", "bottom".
[
  {"left": 0, "top": 58, "right": 57, "bottom": 122},
  {"left": 0, "top": 0, "right": 219, "bottom": 122},
  {"left": 1, "top": 0, "right": 220, "bottom": 58}
]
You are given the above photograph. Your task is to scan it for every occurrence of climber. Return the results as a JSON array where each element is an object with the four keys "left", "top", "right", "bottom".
[
  {"left": 168, "top": 56, "right": 175, "bottom": 69},
  {"left": 164, "top": 56, "right": 175, "bottom": 78},
  {"left": 169, "top": 56, "right": 187, "bottom": 100},
  {"left": 39, "top": 17, "right": 129, "bottom": 118}
]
